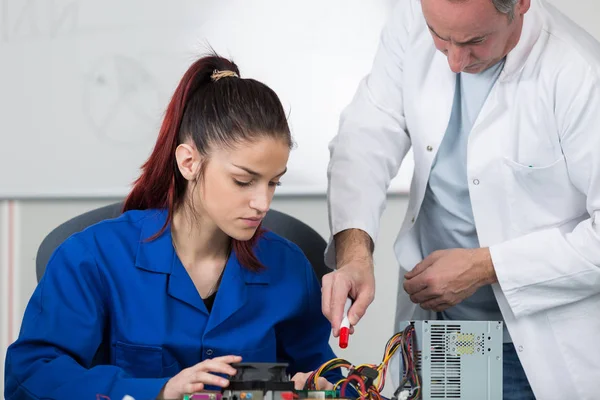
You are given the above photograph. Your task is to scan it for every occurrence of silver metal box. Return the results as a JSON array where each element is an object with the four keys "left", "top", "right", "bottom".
[{"left": 397, "top": 320, "right": 503, "bottom": 400}]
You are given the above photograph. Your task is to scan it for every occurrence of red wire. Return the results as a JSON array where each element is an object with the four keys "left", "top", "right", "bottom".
[{"left": 341, "top": 374, "right": 367, "bottom": 400}]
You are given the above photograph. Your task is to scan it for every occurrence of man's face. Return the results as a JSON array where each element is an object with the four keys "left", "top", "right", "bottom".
[{"left": 421, "top": 0, "right": 530, "bottom": 74}]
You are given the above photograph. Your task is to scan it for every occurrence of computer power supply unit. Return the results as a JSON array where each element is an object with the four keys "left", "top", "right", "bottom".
[{"left": 397, "top": 320, "right": 503, "bottom": 400}]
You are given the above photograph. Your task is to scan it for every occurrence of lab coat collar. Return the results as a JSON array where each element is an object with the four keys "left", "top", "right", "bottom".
[
  {"left": 134, "top": 209, "right": 270, "bottom": 324},
  {"left": 500, "top": 0, "right": 544, "bottom": 81},
  {"left": 135, "top": 209, "right": 174, "bottom": 274},
  {"left": 134, "top": 209, "right": 270, "bottom": 283}
]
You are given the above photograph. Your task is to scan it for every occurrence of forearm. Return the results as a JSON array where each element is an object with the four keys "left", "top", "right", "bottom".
[
  {"left": 473, "top": 247, "right": 498, "bottom": 285},
  {"left": 334, "top": 229, "right": 374, "bottom": 267}
]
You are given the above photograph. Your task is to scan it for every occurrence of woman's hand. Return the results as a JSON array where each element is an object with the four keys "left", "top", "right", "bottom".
[
  {"left": 291, "top": 372, "right": 334, "bottom": 390},
  {"left": 158, "top": 355, "right": 242, "bottom": 399}
]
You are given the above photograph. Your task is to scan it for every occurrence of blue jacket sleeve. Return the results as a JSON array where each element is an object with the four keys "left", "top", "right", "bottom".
[
  {"left": 4, "top": 236, "right": 169, "bottom": 400},
  {"left": 275, "top": 257, "right": 344, "bottom": 386}
]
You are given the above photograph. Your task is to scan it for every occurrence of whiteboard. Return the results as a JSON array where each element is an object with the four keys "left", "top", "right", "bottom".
[
  {"left": 2, "top": 0, "right": 596, "bottom": 199},
  {"left": 0, "top": 0, "right": 412, "bottom": 198}
]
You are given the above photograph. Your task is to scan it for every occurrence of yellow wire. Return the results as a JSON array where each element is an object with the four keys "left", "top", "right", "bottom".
[{"left": 308, "top": 329, "right": 413, "bottom": 397}]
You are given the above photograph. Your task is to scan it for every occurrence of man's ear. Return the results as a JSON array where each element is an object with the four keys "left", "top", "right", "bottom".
[
  {"left": 175, "top": 143, "right": 202, "bottom": 181},
  {"left": 518, "top": 0, "right": 531, "bottom": 16}
]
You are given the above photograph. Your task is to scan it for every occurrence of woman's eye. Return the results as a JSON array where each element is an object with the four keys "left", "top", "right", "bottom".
[
  {"left": 269, "top": 181, "right": 282, "bottom": 187},
  {"left": 234, "top": 179, "right": 253, "bottom": 187}
]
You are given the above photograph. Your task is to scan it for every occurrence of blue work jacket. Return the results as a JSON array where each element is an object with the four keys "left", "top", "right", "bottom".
[{"left": 5, "top": 209, "right": 338, "bottom": 400}]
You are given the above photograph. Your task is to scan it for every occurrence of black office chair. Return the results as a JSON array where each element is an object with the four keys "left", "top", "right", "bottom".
[{"left": 35, "top": 202, "right": 329, "bottom": 284}]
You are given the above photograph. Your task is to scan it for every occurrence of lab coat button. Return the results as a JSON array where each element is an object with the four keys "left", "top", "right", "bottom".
[
  {"left": 411, "top": 216, "right": 415, "bottom": 223},
  {"left": 426, "top": 145, "right": 433, "bottom": 152},
  {"left": 206, "top": 349, "right": 214, "bottom": 356},
  {"left": 472, "top": 179, "right": 480, "bottom": 185},
  {"left": 518, "top": 345, "right": 524, "bottom": 352}
]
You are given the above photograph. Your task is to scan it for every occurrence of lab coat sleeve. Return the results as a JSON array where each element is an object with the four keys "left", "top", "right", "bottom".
[
  {"left": 276, "top": 258, "right": 343, "bottom": 385},
  {"left": 4, "top": 236, "right": 169, "bottom": 400},
  {"left": 324, "top": 0, "right": 416, "bottom": 268},
  {"left": 490, "top": 64, "right": 600, "bottom": 318}
]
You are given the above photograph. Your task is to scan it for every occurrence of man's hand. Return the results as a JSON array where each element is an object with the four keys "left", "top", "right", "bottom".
[
  {"left": 322, "top": 229, "right": 375, "bottom": 337},
  {"left": 402, "top": 248, "right": 497, "bottom": 312}
]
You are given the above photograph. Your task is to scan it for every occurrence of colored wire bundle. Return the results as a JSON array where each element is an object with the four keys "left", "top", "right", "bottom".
[
  {"left": 303, "top": 358, "right": 353, "bottom": 390},
  {"left": 304, "top": 324, "right": 421, "bottom": 400},
  {"left": 392, "top": 324, "right": 421, "bottom": 400}
]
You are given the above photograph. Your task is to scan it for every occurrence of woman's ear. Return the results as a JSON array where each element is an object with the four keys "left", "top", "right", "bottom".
[{"left": 175, "top": 143, "right": 202, "bottom": 181}]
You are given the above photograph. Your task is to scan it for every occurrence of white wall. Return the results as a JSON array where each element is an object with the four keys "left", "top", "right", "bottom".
[{"left": 0, "top": 195, "right": 409, "bottom": 396}]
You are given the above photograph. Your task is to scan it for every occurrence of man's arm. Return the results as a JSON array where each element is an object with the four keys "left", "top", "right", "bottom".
[
  {"left": 324, "top": 0, "right": 416, "bottom": 269},
  {"left": 334, "top": 228, "right": 374, "bottom": 266}
]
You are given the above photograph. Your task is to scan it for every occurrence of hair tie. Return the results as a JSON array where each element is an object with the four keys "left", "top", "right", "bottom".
[{"left": 211, "top": 69, "right": 239, "bottom": 81}]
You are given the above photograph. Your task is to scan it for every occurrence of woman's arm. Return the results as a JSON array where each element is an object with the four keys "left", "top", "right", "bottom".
[{"left": 4, "top": 235, "right": 169, "bottom": 400}]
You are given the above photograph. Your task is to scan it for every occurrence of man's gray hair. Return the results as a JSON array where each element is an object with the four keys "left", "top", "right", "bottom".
[{"left": 492, "top": 0, "right": 519, "bottom": 21}]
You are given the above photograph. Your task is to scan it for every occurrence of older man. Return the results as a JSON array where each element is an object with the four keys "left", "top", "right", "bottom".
[{"left": 322, "top": 0, "right": 600, "bottom": 398}]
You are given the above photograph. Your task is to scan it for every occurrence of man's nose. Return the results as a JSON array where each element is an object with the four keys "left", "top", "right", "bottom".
[{"left": 447, "top": 46, "right": 470, "bottom": 73}]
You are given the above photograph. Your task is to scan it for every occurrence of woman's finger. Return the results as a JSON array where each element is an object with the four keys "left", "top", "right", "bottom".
[
  {"left": 183, "top": 381, "right": 205, "bottom": 395},
  {"left": 196, "top": 358, "right": 240, "bottom": 376},
  {"left": 191, "top": 371, "right": 231, "bottom": 387},
  {"left": 317, "top": 377, "right": 334, "bottom": 390}
]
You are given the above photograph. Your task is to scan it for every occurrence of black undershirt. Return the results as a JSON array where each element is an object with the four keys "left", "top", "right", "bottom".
[{"left": 203, "top": 291, "right": 217, "bottom": 312}]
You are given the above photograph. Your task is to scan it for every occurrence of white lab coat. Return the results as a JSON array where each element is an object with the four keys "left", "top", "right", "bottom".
[{"left": 326, "top": 0, "right": 600, "bottom": 398}]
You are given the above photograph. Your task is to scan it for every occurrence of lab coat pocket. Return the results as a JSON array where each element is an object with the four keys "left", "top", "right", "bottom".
[
  {"left": 502, "top": 155, "right": 574, "bottom": 232},
  {"left": 114, "top": 341, "right": 178, "bottom": 378}
]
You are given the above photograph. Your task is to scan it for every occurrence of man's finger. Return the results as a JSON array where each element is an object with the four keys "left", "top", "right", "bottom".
[
  {"left": 330, "top": 278, "right": 352, "bottom": 337},
  {"left": 409, "top": 287, "right": 438, "bottom": 304},
  {"left": 403, "top": 274, "right": 428, "bottom": 295},
  {"left": 421, "top": 298, "right": 451, "bottom": 312},
  {"left": 405, "top": 251, "right": 442, "bottom": 279},
  {"left": 348, "top": 287, "right": 373, "bottom": 326},
  {"left": 321, "top": 273, "right": 334, "bottom": 322}
]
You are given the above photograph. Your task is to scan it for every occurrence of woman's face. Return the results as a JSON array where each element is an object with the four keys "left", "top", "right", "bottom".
[{"left": 178, "top": 136, "right": 290, "bottom": 241}]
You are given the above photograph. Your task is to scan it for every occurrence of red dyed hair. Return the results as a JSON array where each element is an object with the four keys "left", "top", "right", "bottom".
[{"left": 123, "top": 53, "right": 291, "bottom": 272}]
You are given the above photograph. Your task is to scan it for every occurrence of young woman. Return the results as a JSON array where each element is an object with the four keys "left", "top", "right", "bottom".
[{"left": 5, "top": 54, "right": 337, "bottom": 400}]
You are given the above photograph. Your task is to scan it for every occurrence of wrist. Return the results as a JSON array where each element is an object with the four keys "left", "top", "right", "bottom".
[
  {"left": 475, "top": 247, "right": 497, "bottom": 285},
  {"left": 334, "top": 229, "right": 374, "bottom": 267}
]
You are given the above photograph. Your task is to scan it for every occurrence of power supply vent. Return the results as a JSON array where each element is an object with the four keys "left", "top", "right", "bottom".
[{"left": 430, "top": 324, "right": 461, "bottom": 399}]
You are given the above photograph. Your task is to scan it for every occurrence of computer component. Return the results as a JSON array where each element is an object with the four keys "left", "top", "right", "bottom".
[
  {"left": 184, "top": 392, "right": 223, "bottom": 400},
  {"left": 223, "top": 362, "right": 295, "bottom": 400},
  {"left": 396, "top": 320, "right": 503, "bottom": 400},
  {"left": 295, "top": 390, "right": 340, "bottom": 399}
]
